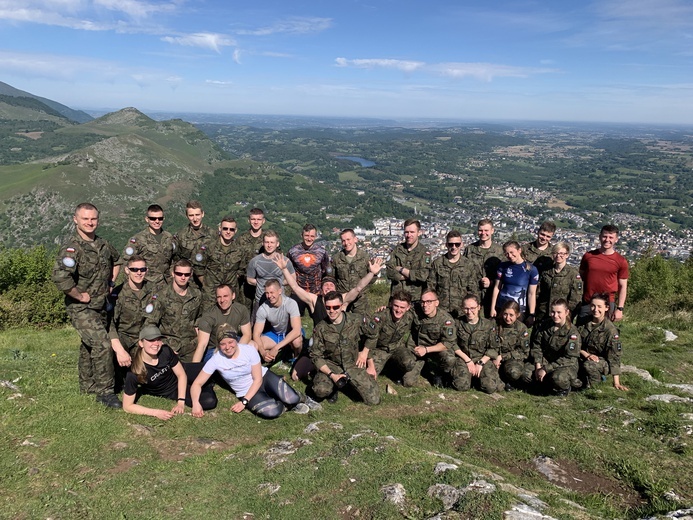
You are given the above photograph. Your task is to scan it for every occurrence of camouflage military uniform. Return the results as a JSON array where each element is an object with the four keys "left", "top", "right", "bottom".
[
  {"left": 463, "top": 241, "right": 504, "bottom": 316},
  {"left": 234, "top": 230, "right": 265, "bottom": 309},
  {"left": 362, "top": 308, "right": 414, "bottom": 377},
  {"left": 457, "top": 317, "right": 502, "bottom": 393},
  {"left": 120, "top": 229, "right": 176, "bottom": 287},
  {"left": 491, "top": 320, "right": 532, "bottom": 387},
  {"left": 535, "top": 265, "right": 583, "bottom": 322},
  {"left": 386, "top": 242, "right": 431, "bottom": 301},
  {"left": 108, "top": 280, "right": 159, "bottom": 353},
  {"left": 197, "top": 302, "right": 250, "bottom": 352},
  {"left": 427, "top": 255, "right": 475, "bottom": 317},
  {"left": 578, "top": 319, "right": 622, "bottom": 387},
  {"left": 174, "top": 223, "right": 214, "bottom": 281},
  {"left": 146, "top": 283, "right": 202, "bottom": 362},
  {"left": 52, "top": 234, "right": 119, "bottom": 396},
  {"left": 309, "top": 312, "right": 381, "bottom": 405},
  {"left": 401, "top": 309, "right": 457, "bottom": 387},
  {"left": 530, "top": 321, "right": 581, "bottom": 392},
  {"left": 330, "top": 248, "right": 371, "bottom": 314},
  {"left": 193, "top": 237, "right": 244, "bottom": 311},
  {"left": 523, "top": 241, "right": 554, "bottom": 274}
]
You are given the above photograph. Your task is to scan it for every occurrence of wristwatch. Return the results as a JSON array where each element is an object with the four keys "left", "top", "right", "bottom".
[
  {"left": 239, "top": 397, "right": 249, "bottom": 406},
  {"left": 616, "top": 306, "right": 624, "bottom": 311}
]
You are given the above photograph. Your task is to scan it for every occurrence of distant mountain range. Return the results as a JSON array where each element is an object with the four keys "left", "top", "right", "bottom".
[{"left": 0, "top": 81, "right": 232, "bottom": 248}]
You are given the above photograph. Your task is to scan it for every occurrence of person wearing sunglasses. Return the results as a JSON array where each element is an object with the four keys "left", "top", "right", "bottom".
[
  {"left": 309, "top": 292, "right": 380, "bottom": 405},
  {"left": 118, "top": 204, "right": 176, "bottom": 289},
  {"left": 195, "top": 215, "right": 243, "bottom": 311},
  {"left": 108, "top": 256, "right": 160, "bottom": 385},
  {"left": 427, "top": 230, "right": 475, "bottom": 319},
  {"left": 145, "top": 259, "right": 202, "bottom": 362}
]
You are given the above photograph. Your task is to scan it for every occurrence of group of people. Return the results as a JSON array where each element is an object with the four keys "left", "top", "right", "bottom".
[{"left": 51, "top": 201, "right": 630, "bottom": 420}]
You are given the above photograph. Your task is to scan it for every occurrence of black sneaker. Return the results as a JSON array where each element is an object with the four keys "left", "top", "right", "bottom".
[
  {"left": 431, "top": 375, "right": 444, "bottom": 388},
  {"left": 554, "top": 389, "right": 570, "bottom": 397},
  {"left": 327, "top": 389, "right": 339, "bottom": 404},
  {"left": 96, "top": 394, "right": 122, "bottom": 409},
  {"left": 504, "top": 383, "right": 517, "bottom": 392}
]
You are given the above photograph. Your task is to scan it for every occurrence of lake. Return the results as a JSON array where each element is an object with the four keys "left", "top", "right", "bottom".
[{"left": 335, "top": 156, "right": 376, "bottom": 168}]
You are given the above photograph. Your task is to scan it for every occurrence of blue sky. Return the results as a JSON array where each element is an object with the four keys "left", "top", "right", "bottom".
[{"left": 1, "top": 0, "right": 692, "bottom": 124}]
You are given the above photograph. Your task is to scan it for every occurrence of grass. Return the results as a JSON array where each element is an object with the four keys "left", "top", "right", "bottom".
[{"left": 1, "top": 305, "right": 692, "bottom": 519}]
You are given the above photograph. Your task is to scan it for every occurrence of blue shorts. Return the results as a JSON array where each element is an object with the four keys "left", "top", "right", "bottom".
[{"left": 262, "top": 329, "right": 305, "bottom": 344}]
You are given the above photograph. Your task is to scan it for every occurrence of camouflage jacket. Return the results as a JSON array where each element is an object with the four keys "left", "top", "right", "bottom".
[
  {"left": 195, "top": 238, "right": 244, "bottom": 289},
  {"left": 363, "top": 308, "right": 414, "bottom": 354},
  {"left": 490, "top": 320, "right": 530, "bottom": 361},
  {"left": 174, "top": 223, "right": 214, "bottom": 277},
  {"left": 108, "top": 281, "right": 159, "bottom": 350},
  {"left": 456, "top": 317, "right": 497, "bottom": 360},
  {"left": 536, "top": 265, "right": 583, "bottom": 320},
  {"left": 146, "top": 283, "right": 202, "bottom": 358},
  {"left": 329, "top": 248, "right": 371, "bottom": 312},
  {"left": 578, "top": 318, "right": 622, "bottom": 375},
  {"left": 427, "top": 254, "right": 476, "bottom": 315},
  {"left": 386, "top": 242, "right": 431, "bottom": 301},
  {"left": 523, "top": 241, "right": 554, "bottom": 274},
  {"left": 310, "top": 312, "right": 368, "bottom": 371},
  {"left": 530, "top": 321, "right": 580, "bottom": 371},
  {"left": 408, "top": 309, "right": 456, "bottom": 351},
  {"left": 463, "top": 241, "right": 504, "bottom": 287},
  {"left": 119, "top": 229, "right": 176, "bottom": 286}
]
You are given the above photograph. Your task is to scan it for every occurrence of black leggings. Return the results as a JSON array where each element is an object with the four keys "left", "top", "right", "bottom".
[
  {"left": 183, "top": 362, "right": 218, "bottom": 410},
  {"left": 245, "top": 370, "right": 301, "bottom": 419}
]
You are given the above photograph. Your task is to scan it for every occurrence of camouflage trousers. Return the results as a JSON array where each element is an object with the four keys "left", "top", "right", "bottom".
[
  {"left": 311, "top": 362, "right": 380, "bottom": 405},
  {"left": 538, "top": 364, "right": 578, "bottom": 392},
  {"left": 370, "top": 347, "right": 414, "bottom": 379},
  {"left": 452, "top": 359, "right": 504, "bottom": 394},
  {"left": 398, "top": 348, "right": 459, "bottom": 389},
  {"left": 579, "top": 358, "right": 610, "bottom": 386},
  {"left": 499, "top": 359, "right": 534, "bottom": 387},
  {"left": 168, "top": 336, "right": 197, "bottom": 363},
  {"left": 69, "top": 307, "right": 114, "bottom": 396}
]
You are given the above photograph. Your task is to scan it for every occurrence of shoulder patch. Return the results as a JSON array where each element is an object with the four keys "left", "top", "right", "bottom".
[
  {"left": 374, "top": 316, "right": 381, "bottom": 323},
  {"left": 570, "top": 334, "right": 578, "bottom": 340},
  {"left": 62, "top": 257, "right": 76, "bottom": 268},
  {"left": 145, "top": 303, "right": 154, "bottom": 314},
  {"left": 151, "top": 294, "right": 158, "bottom": 300},
  {"left": 444, "top": 320, "right": 452, "bottom": 326},
  {"left": 66, "top": 247, "right": 75, "bottom": 253},
  {"left": 195, "top": 253, "right": 203, "bottom": 262},
  {"left": 200, "top": 245, "right": 206, "bottom": 250},
  {"left": 522, "top": 331, "right": 529, "bottom": 337},
  {"left": 125, "top": 246, "right": 134, "bottom": 256},
  {"left": 613, "top": 334, "right": 619, "bottom": 340},
  {"left": 576, "top": 274, "right": 581, "bottom": 279},
  {"left": 129, "top": 238, "right": 136, "bottom": 243}
]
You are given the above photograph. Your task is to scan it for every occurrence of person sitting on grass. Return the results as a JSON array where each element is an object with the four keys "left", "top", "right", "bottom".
[
  {"left": 491, "top": 300, "right": 532, "bottom": 392},
  {"left": 190, "top": 327, "right": 316, "bottom": 419},
  {"left": 122, "top": 325, "right": 217, "bottom": 420},
  {"left": 578, "top": 293, "right": 629, "bottom": 391}
]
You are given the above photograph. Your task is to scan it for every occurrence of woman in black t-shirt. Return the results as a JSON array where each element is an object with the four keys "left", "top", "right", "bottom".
[{"left": 123, "top": 325, "right": 217, "bottom": 420}]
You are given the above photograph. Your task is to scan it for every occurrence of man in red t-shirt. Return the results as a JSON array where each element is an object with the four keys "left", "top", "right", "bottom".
[{"left": 578, "top": 225, "right": 629, "bottom": 323}]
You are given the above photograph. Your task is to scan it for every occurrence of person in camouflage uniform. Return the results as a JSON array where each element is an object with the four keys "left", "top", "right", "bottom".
[
  {"left": 428, "top": 230, "right": 476, "bottom": 318},
  {"left": 399, "top": 289, "right": 458, "bottom": 388},
  {"left": 530, "top": 299, "right": 581, "bottom": 396},
  {"left": 146, "top": 259, "right": 202, "bottom": 362},
  {"left": 456, "top": 294, "right": 503, "bottom": 394},
  {"left": 192, "top": 284, "right": 252, "bottom": 363},
  {"left": 522, "top": 221, "right": 556, "bottom": 275},
  {"left": 535, "top": 242, "right": 583, "bottom": 323},
  {"left": 194, "top": 215, "right": 243, "bottom": 311},
  {"left": 491, "top": 301, "right": 532, "bottom": 391},
  {"left": 578, "top": 293, "right": 629, "bottom": 391},
  {"left": 358, "top": 291, "right": 414, "bottom": 382},
  {"left": 463, "top": 219, "right": 504, "bottom": 317},
  {"left": 309, "top": 292, "right": 380, "bottom": 405},
  {"left": 386, "top": 218, "right": 431, "bottom": 302},
  {"left": 235, "top": 207, "right": 266, "bottom": 310},
  {"left": 108, "top": 255, "right": 160, "bottom": 356},
  {"left": 51, "top": 202, "right": 122, "bottom": 408},
  {"left": 174, "top": 200, "right": 214, "bottom": 288},
  {"left": 119, "top": 204, "right": 176, "bottom": 288},
  {"left": 329, "top": 228, "right": 373, "bottom": 314}
]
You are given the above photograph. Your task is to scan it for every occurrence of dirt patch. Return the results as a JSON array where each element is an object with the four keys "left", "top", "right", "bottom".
[
  {"left": 547, "top": 197, "right": 571, "bottom": 209},
  {"left": 149, "top": 436, "right": 232, "bottom": 462},
  {"left": 17, "top": 131, "right": 43, "bottom": 140}
]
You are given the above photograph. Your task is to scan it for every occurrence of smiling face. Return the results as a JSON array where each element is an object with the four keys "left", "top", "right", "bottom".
[
  {"left": 146, "top": 210, "right": 164, "bottom": 232},
  {"left": 73, "top": 207, "right": 99, "bottom": 238},
  {"left": 599, "top": 231, "right": 619, "bottom": 252},
  {"left": 126, "top": 260, "right": 147, "bottom": 284},
  {"left": 462, "top": 298, "right": 480, "bottom": 323},
  {"left": 249, "top": 213, "right": 265, "bottom": 232},
  {"left": 340, "top": 231, "right": 357, "bottom": 254},
  {"left": 216, "top": 285, "right": 234, "bottom": 312},
  {"left": 139, "top": 336, "right": 163, "bottom": 361},
  {"left": 321, "top": 281, "right": 336, "bottom": 295},
  {"left": 263, "top": 235, "right": 279, "bottom": 255},
  {"left": 590, "top": 297, "right": 608, "bottom": 322},
  {"left": 324, "top": 298, "right": 343, "bottom": 322},
  {"left": 302, "top": 229, "right": 317, "bottom": 248},
  {"left": 536, "top": 229, "right": 554, "bottom": 247},
  {"left": 264, "top": 283, "right": 282, "bottom": 307},
  {"left": 504, "top": 244, "right": 523, "bottom": 264},
  {"left": 420, "top": 291, "right": 439, "bottom": 318},
  {"left": 550, "top": 304, "right": 568, "bottom": 326},
  {"left": 186, "top": 208, "right": 204, "bottom": 229},
  {"left": 219, "top": 220, "right": 237, "bottom": 243},
  {"left": 552, "top": 247, "right": 569, "bottom": 267},
  {"left": 218, "top": 336, "right": 239, "bottom": 358},
  {"left": 391, "top": 298, "right": 411, "bottom": 321},
  {"left": 502, "top": 308, "right": 519, "bottom": 326},
  {"left": 477, "top": 223, "right": 494, "bottom": 242}
]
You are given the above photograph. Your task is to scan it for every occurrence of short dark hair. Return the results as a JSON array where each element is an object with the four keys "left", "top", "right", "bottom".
[
  {"left": 403, "top": 218, "right": 421, "bottom": 230},
  {"left": 421, "top": 289, "right": 438, "bottom": 300},
  {"left": 303, "top": 224, "right": 317, "bottom": 233},
  {"left": 600, "top": 224, "right": 620, "bottom": 235},
  {"left": 127, "top": 255, "right": 146, "bottom": 266},
  {"left": 220, "top": 215, "right": 236, "bottom": 224},
  {"left": 340, "top": 228, "right": 355, "bottom": 238},
  {"left": 539, "top": 221, "right": 556, "bottom": 234},
  {"left": 147, "top": 204, "right": 164, "bottom": 215},
  {"left": 323, "top": 291, "right": 343, "bottom": 304},
  {"left": 172, "top": 259, "right": 192, "bottom": 271},
  {"left": 249, "top": 208, "right": 264, "bottom": 217},
  {"left": 185, "top": 200, "right": 203, "bottom": 211},
  {"left": 75, "top": 202, "right": 98, "bottom": 215},
  {"left": 389, "top": 290, "right": 412, "bottom": 306},
  {"left": 445, "top": 230, "right": 462, "bottom": 241},
  {"left": 215, "top": 284, "right": 235, "bottom": 295}
]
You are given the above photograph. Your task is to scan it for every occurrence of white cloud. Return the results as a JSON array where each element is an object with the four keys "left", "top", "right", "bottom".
[
  {"left": 335, "top": 58, "right": 425, "bottom": 73},
  {"left": 232, "top": 48, "right": 242, "bottom": 64},
  {"left": 161, "top": 32, "right": 236, "bottom": 53},
  {"left": 205, "top": 79, "right": 233, "bottom": 86},
  {"left": 335, "top": 57, "right": 558, "bottom": 81},
  {"left": 94, "top": 0, "right": 177, "bottom": 20},
  {"left": 236, "top": 16, "right": 332, "bottom": 36}
]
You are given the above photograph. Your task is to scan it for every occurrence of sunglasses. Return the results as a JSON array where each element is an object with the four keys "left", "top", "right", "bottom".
[
  {"left": 421, "top": 299, "right": 438, "bottom": 305},
  {"left": 174, "top": 271, "right": 192, "bottom": 277},
  {"left": 128, "top": 267, "right": 148, "bottom": 273},
  {"left": 446, "top": 242, "right": 462, "bottom": 248},
  {"left": 221, "top": 226, "right": 237, "bottom": 231},
  {"left": 325, "top": 305, "right": 342, "bottom": 311},
  {"left": 147, "top": 216, "right": 164, "bottom": 221}
]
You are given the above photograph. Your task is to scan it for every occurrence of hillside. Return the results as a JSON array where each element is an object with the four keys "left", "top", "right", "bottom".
[
  {"left": 0, "top": 81, "right": 92, "bottom": 123},
  {"left": 0, "top": 107, "right": 230, "bottom": 248}
]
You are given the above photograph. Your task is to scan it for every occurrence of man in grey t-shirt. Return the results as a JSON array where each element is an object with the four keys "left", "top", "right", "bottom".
[
  {"left": 246, "top": 230, "right": 294, "bottom": 308},
  {"left": 253, "top": 278, "right": 303, "bottom": 362}
]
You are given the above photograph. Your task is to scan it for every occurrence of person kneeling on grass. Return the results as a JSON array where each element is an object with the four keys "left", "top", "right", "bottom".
[
  {"left": 122, "top": 325, "right": 218, "bottom": 420},
  {"left": 190, "top": 327, "right": 317, "bottom": 419}
]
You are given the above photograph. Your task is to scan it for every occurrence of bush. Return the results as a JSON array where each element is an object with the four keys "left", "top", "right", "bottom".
[
  {"left": 629, "top": 254, "right": 693, "bottom": 308},
  {"left": 0, "top": 245, "right": 55, "bottom": 292}
]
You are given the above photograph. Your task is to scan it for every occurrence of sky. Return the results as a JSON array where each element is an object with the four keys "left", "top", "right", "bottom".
[{"left": 1, "top": 0, "right": 693, "bottom": 124}]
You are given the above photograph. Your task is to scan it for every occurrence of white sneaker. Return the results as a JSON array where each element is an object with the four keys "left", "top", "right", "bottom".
[
  {"left": 293, "top": 403, "right": 310, "bottom": 414},
  {"left": 304, "top": 396, "right": 322, "bottom": 411}
]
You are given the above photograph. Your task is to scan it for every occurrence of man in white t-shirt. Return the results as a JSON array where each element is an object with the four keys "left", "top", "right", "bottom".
[{"left": 253, "top": 278, "right": 303, "bottom": 362}]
